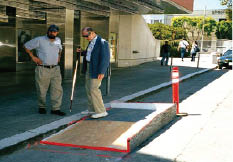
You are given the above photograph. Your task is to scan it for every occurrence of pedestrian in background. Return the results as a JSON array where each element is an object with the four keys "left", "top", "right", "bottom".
[
  {"left": 24, "top": 24, "right": 66, "bottom": 116},
  {"left": 178, "top": 38, "right": 189, "bottom": 61},
  {"left": 77, "top": 27, "right": 110, "bottom": 119},
  {"left": 160, "top": 41, "right": 171, "bottom": 66},
  {"left": 191, "top": 41, "right": 199, "bottom": 61}
]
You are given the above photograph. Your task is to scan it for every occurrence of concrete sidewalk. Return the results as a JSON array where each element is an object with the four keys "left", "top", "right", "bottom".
[{"left": 0, "top": 58, "right": 216, "bottom": 153}]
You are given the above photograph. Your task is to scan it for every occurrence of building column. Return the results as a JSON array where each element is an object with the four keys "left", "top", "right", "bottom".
[
  {"left": 63, "top": 9, "right": 74, "bottom": 80},
  {"left": 47, "top": 9, "right": 74, "bottom": 79}
]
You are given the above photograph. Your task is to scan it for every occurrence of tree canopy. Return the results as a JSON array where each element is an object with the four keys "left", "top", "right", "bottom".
[
  {"left": 215, "top": 20, "right": 232, "bottom": 39},
  {"left": 220, "top": 0, "right": 232, "bottom": 20},
  {"left": 220, "top": 0, "right": 232, "bottom": 7},
  {"left": 148, "top": 23, "right": 185, "bottom": 40},
  {"left": 171, "top": 16, "right": 217, "bottom": 40}
]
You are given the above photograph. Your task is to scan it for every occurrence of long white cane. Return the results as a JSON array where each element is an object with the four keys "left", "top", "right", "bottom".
[{"left": 69, "top": 59, "right": 79, "bottom": 112}]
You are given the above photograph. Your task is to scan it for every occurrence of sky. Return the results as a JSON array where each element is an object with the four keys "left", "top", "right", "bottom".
[{"left": 193, "top": 0, "right": 227, "bottom": 10}]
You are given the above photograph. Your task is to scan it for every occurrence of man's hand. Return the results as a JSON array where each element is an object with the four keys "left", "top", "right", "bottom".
[
  {"left": 76, "top": 48, "right": 82, "bottom": 53},
  {"left": 98, "top": 74, "right": 104, "bottom": 80},
  {"left": 31, "top": 56, "right": 42, "bottom": 65},
  {"left": 58, "top": 51, "right": 62, "bottom": 63},
  {"left": 24, "top": 47, "right": 42, "bottom": 65}
]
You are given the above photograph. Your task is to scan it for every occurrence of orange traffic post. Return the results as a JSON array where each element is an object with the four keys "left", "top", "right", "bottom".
[{"left": 172, "top": 67, "right": 188, "bottom": 116}]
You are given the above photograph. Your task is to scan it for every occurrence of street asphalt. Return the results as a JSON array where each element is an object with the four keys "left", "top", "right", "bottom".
[{"left": 0, "top": 56, "right": 216, "bottom": 154}]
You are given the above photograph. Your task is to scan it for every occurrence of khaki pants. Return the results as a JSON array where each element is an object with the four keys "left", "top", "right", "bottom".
[
  {"left": 85, "top": 64, "right": 105, "bottom": 113},
  {"left": 35, "top": 66, "right": 63, "bottom": 110}
]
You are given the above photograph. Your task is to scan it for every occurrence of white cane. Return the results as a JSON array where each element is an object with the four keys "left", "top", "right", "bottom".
[{"left": 69, "top": 59, "right": 79, "bottom": 112}]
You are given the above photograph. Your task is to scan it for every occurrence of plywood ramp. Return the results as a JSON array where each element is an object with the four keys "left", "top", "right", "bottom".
[
  {"left": 44, "top": 120, "right": 134, "bottom": 150},
  {"left": 41, "top": 104, "right": 177, "bottom": 152}
]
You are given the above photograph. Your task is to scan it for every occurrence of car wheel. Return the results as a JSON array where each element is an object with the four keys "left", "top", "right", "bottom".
[{"left": 227, "top": 65, "right": 232, "bottom": 69}]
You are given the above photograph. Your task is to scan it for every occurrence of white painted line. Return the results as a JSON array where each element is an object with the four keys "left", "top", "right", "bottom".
[
  {"left": 110, "top": 102, "right": 175, "bottom": 111},
  {"left": 116, "top": 81, "right": 172, "bottom": 102},
  {"left": 179, "top": 68, "right": 210, "bottom": 81},
  {"left": 110, "top": 102, "right": 157, "bottom": 110}
]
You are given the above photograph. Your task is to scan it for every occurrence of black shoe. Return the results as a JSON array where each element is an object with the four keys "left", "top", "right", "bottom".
[
  {"left": 51, "top": 110, "right": 66, "bottom": 116},
  {"left": 39, "top": 108, "right": 46, "bottom": 114}
]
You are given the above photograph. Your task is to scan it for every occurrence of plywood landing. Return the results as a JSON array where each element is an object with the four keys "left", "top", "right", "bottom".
[
  {"left": 42, "top": 105, "right": 176, "bottom": 152},
  {"left": 44, "top": 120, "right": 134, "bottom": 150}
]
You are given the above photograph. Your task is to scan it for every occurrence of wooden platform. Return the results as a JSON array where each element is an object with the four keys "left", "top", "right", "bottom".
[
  {"left": 44, "top": 120, "right": 134, "bottom": 150},
  {"left": 41, "top": 103, "right": 176, "bottom": 152}
]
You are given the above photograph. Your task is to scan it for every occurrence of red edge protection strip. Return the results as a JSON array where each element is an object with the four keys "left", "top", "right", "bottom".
[
  {"left": 40, "top": 141, "right": 128, "bottom": 153},
  {"left": 40, "top": 107, "right": 130, "bottom": 153}
]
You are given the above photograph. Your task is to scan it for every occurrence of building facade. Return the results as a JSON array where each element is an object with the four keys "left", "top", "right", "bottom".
[{"left": 0, "top": 0, "right": 193, "bottom": 79}]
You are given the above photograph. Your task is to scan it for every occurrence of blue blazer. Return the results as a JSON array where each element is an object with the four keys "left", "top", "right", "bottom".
[{"left": 82, "top": 36, "right": 110, "bottom": 79}]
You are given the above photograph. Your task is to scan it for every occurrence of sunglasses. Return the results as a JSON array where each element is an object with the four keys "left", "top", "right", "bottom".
[
  {"left": 82, "top": 35, "right": 89, "bottom": 38},
  {"left": 82, "top": 32, "right": 91, "bottom": 38}
]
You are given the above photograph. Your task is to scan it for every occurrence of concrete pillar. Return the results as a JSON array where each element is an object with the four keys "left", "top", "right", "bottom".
[
  {"left": 118, "top": 15, "right": 132, "bottom": 67},
  {"left": 63, "top": 9, "right": 74, "bottom": 80},
  {"left": 47, "top": 9, "right": 74, "bottom": 80},
  {"left": 109, "top": 11, "right": 120, "bottom": 66}
]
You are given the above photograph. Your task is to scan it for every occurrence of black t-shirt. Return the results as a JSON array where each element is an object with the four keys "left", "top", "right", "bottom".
[{"left": 161, "top": 44, "right": 170, "bottom": 53}]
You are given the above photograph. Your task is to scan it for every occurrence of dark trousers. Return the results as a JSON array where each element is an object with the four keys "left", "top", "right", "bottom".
[
  {"left": 191, "top": 52, "right": 196, "bottom": 61},
  {"left": 161, "top": 52, "right": 170, "bottom": 66}
]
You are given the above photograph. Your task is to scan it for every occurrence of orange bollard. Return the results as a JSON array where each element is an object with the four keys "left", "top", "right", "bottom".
[
  {"left": 172, "top": 67, "right": 188, "bottom": 116},
  {"left": 172, "top": 67, "right": 179, "bottom": 113}
]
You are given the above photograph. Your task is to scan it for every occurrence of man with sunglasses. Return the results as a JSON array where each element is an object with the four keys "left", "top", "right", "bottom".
[
  {"left": 24, "top": 24, "right": 65, "bottom": 116},
  {"left": 77, "top": 27, "right": 110, "bottom": 118}
]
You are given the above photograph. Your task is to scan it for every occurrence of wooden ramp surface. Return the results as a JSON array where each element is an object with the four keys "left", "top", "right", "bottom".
[
  {"left": 41, "top": 104, "right": 176, "bottom": 152},
  {"left": 44, "top": 120, "right": 134, "bottom": 150}
]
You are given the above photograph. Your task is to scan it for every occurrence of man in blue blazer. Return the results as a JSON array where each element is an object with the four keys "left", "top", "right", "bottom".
[{"left": 78, "top": 27, "right": 110, "bottom": 118}]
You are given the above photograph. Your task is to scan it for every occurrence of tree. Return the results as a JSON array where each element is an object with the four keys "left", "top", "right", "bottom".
[
  {"left": 217, "top": 0, "right": 232, "bottom": 39},
  {"left": 148, "top": 23, "right": 187, "bottom": 57},
  {"left": 220, "top": 0, "right": 232, "bottom": 20},
  {"left": 215, "top": 20, "right": 232, "bottom": 39},
  {"left": 203, "top": 17, "right": 217, "bottom": 36},
  {"left": 220, "top": 0, "right": 232, "bottom": 7},
  {"left": 172, "top": 16, "right": 217, "bottom": 41},
  {"left": 148, "top": 23, "right": 185, "bottom": 40}
]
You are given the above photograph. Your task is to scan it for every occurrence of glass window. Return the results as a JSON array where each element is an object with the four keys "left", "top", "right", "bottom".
[{"left": 18, "top": 29, "right": 32, "bottom": 62}]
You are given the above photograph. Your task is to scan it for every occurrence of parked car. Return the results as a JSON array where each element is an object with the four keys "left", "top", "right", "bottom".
[{"left": 217, "top": 49, "right": 232, "bottom": 69}]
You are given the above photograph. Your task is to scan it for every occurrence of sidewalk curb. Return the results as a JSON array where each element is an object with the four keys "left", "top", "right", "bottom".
[
  {"left": 0, "top": 66, "right": 215, "bottom": 153},
  {"left": 0, "top": 113, "right": 85, "bottom": 153}
]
